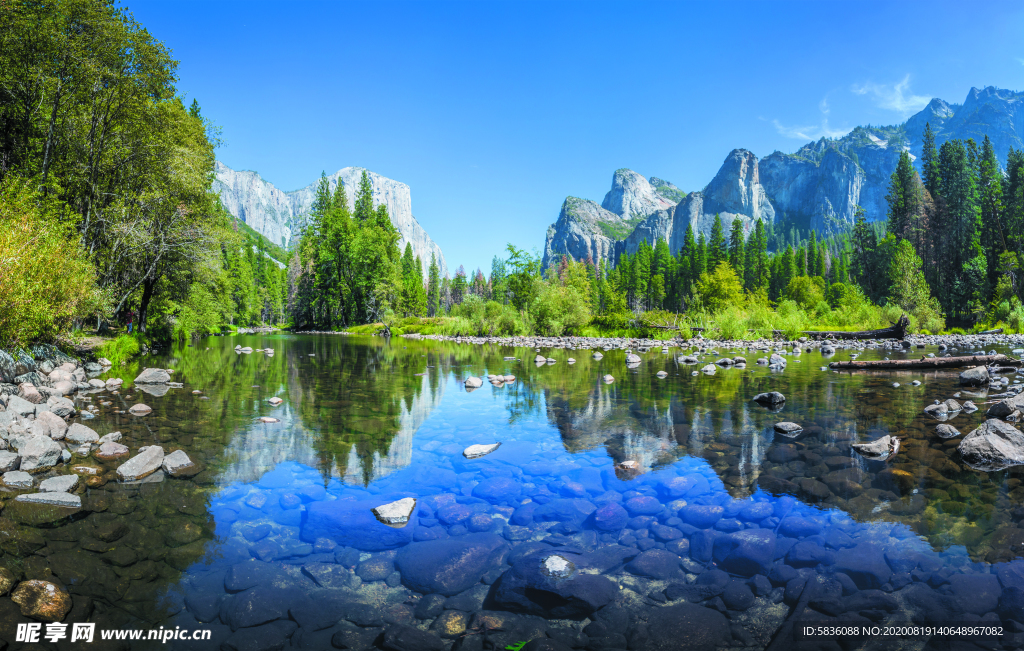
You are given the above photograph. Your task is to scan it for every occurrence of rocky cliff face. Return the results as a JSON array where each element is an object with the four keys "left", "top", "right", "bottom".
[
  {"left": 541, "top": 198, "right": 622, "bottom": 269},
  {"left": 213, "top": 162, "right": 447, "bottom": 278},
  {"left": 601, "top": 169, "right": 675, "bottom": 219},
  {"left": 542, "top": 86, "right": 1024, "bottom": 265}
]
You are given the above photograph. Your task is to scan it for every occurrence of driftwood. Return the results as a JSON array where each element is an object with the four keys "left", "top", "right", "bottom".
[
  {"left": 979, "top": 328, "right": 1004, "bottom": 335},
  {"left": 829, "top": 354, "right": 1021, "bottom": 371},
  {"left": 801, "top": 314, "right": 910, "bottom": 341}
]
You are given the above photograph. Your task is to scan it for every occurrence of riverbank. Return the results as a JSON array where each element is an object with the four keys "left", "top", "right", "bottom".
[{"left": 399, "top": 331, "right": 1024, "bottom": 354}]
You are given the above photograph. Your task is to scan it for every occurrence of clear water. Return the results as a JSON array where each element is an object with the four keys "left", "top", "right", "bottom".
[{"left": 2, "top": 334, "right": 1022, "bottom": 650}]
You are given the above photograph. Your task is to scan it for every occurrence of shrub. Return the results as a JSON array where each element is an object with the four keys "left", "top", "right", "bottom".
[
  {"left": 693, "top": 263, "right": 744, "bottom": 313},
  {"left": 98, "top": 333, "right": 141, "bottom": 366},
  {"left": 0, "top": 178, "right": 101, "bottom": 346},
  {"left": 784, "top": 276, "right": 825, "bottom": 311},
  {"left": 532, "top": 284, "right": 590, "bottom": 336}
]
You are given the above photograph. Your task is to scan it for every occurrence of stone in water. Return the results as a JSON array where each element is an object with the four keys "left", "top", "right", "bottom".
[
  {"left": 463, "top": 443, "right": 500, "bottom": 459},
  {"left": 372, "top": 497, "right": 416, "bottom": 527}
]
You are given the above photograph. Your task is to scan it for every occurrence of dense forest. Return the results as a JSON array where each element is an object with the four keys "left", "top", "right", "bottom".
[
  {"left": 0, "top": 0, "right": 285, "bottom": 347},
  {"left": 3, "top": 0, "right": 1024, "bottom": 350}
]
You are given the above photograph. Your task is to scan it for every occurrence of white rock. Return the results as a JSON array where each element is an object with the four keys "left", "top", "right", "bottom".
[
  {"left": 3, "top": 470, "right": 32, "bottom": 488},
  {"left": 372, "top": 497, "right": 416, "bottom": 526},
  {"left": 592, "top": 352, "right": 603, "bottom": 360},
  {"left": 463, "top": 443, "right": 501, "bottom": 459},
  {"left": 98, "top": 432, "right": 122, "bottom": 444},
  {"left": 39, "top": 475, "right": 78, "bottom": 493},
  {"left": 464, "top": 377, "right": 483, "bottom": 388},
  {"left": 162, "top": 449, "right": 194, "bottom": 475},
  {"left": 656, "top": 371, "right": 668, "bottom": 378},
  {"left": 87, "top": 379, "right": 105, "bottom": 389},
  {"left": 626, "top": 354, "right": 641, "bottom": 364},
  {"left": 15, "top": 492, "right": 80, "bottom": 508},
  {"left": 97, "top": 357, "right": 112, "bottom": 367},
  {"left": 603, "top": 374, "right": 614, "bottom": 383},
  {"left": 116, "top": 446, "right": 165, "bottom": 481},
  {"left": 7, "top": 395, "right": 36, "bottom": 417},
  {"left": 268, "top": 397, "right": 283, "bottom": 406}
]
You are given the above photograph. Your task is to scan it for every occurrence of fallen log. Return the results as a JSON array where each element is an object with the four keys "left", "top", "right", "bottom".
[
  {"left": 979, "top": 328, "right": 1004, "bottom": 335},
  {"left": 829, "top": 354, "right": 1022, "bottom": 371},
  {"left": 802, "top": 314, "right": 910, "bottom": 341}
]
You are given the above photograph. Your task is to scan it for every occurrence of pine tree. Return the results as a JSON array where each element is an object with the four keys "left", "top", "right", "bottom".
[
  {"left": 708, "top": 214, "right": 726, "bottom": 271},
  {"left": 728, "top": 217, "right": 745, "bottom": 278},
  {"left": 354, "top": 170, "right": 374, "bottom": 221},
  {"left": 850, "top": 206, "right": 880, "bottom": 300},
  {"left": 978, "top": 135, "right": 1005, "bottom": 290},
  {"left": 427, "top": 253, "right": 440, "bottom": 316},
  {"left": 885, "top": 151, "right": 922, "bottom": 241},
  {"left": 939, "top": 139, "right": 984, "bottom": 317},
  {"left": 921, "top": 122, "right": 941, "bottom": 198}
]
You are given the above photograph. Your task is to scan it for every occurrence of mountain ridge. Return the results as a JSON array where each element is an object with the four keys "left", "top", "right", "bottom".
[
  {"left": 542, "top": 85, "right": 1024, "bottom": 269},
  {"left": 213, "top": 162, "right": 448, "bottom": 279}
]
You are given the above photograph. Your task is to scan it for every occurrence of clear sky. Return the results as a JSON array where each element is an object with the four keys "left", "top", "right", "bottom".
[{"left": 129, "top": 0, "right": 1024, "bottom": 274}]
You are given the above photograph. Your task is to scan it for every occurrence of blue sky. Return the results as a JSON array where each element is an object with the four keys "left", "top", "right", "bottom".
[{"left": 131, "top": 0, "right": 1024, "bottom": 274}]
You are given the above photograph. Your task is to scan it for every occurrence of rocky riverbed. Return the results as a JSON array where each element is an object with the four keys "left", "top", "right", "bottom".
[{"left": 0, "top": 333, "right": 1022, "bottom": 650}]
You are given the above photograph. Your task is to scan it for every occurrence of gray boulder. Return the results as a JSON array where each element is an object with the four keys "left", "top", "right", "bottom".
[
  {"left": 15, "top": 492, "right": 81, "bottom": 508},
  {"left": 134, "top": 368, "right": 171, "bottom": 384},
  {"left": 161, "top": 449, "right": 195, "bottom": 476},
  {"left": 464, "top": 377, "right": 483, "bottom": 389},
  {"left": 959, "top": 366, "right": 990, "bottom": 386},
  {"left": 65, "top": 423, "right": 99, "bottom": 445},
  {"left": 3, "top": 470, "right": 32, "bottom": 487},
  {"left": 19, "top": 436, "right": 61, "bottom": 473},
  {"left": 625, "top": 353, "right": 641, "bottom": 364},
  {"left": 958, "top": 419, "right": 1024, "bottom": 471},
  {"left": 7, "top": 395, "right": 36, "bottom": 418},
  {"left": 116, "top": 445, "right": 165, "bottom": 481},
  {"left": 935, "top": 424, "right": 961, "bottom": 439},
  {"left": 45, "top": 396, "right": 75, "bottom": 418},
  {"left": 0, "top": 451, "right": 20, "bottom": 472},
  {"left": 753, "top": 392, "right": 785, "bottom": 406},
  {"left": 988, "top": 394, "right": 1024, "bottom": 419},
  {"left": 773, "top": 422, "right": 803, "bottom": 436},
  {"left": 39, "top": 475, "right": 78, "bottom": 493},
  {"left": 35, "top": 411, "right": 67, "bottom": 440},
  {"left": 852, "top": 435, "right": 897, "bottom": 458}
]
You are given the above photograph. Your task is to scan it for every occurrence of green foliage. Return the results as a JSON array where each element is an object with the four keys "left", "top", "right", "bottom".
[
  {"left": 0, "top": 178, "right": 101, "bottom": 346},
  {"left": 784, "top": 276, "right": 826, "bottom": 311},
  {"left": 531, "top": 283, "right": 591, "bottom": 336},
  {"left": 97, "top": 334, "right": 141, "bottom": 367},
  {"left": 693, "top": 263, "right": 744, "bottom": 314},
  {"left": 598, "top": 217, "right": 644, "bottom": 241}
]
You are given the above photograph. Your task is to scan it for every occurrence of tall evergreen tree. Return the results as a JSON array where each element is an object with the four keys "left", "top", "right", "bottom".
[
  {"left": 708, "top": 214, "right": 726, "bottom": 271},
  {"left": 885, "top": 151, "right": 922, "bottom": 242},
  {"left": 728, "top": 217, "right": 745, "bottom": 277},
  {"left": 921, "top": 122, "right": 941, "bottom": 198},
  {"left": 354, "top": 170, "right": 374, "bottom": 221},
  {"left": 427, "top": 253, "right": 440, "bottom": 316},
  {"left": 978, "top": 135, "right": 1005, "bottom": 290}
]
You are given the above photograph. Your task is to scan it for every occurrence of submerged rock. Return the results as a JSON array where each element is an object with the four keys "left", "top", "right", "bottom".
[
  {"left": 493, "top": 550, "right": 616, "bottom": 618},
  {"left": 396, "top": 533, "right": 508, "bottom": 595},
  {"left": 11, "top": 580, "right": 72, "bottom": 622},
  {"left": 958, "top": 419, "right": 1024, "bottom": 471}
]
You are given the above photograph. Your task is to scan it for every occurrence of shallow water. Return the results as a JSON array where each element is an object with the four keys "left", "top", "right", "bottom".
[{"left": 2, "top": 334, "right": 1023, "bottom": 650}]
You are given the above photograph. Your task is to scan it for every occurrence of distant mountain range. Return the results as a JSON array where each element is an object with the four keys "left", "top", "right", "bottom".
[
  {"left": 213, "top": 162, "right": 448, "bottom": 278},
  {"left": 543, "top": 86, "right": 1024, "bottom": 269}
]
